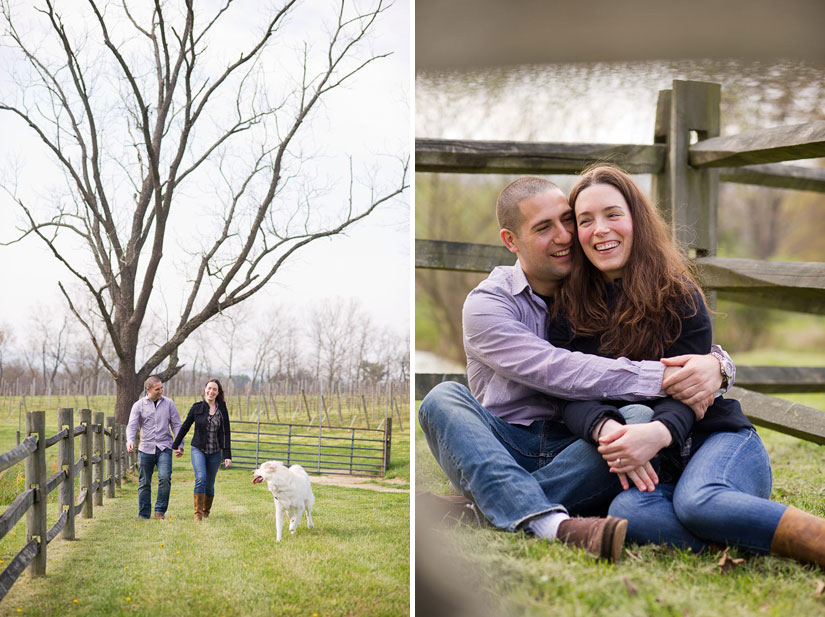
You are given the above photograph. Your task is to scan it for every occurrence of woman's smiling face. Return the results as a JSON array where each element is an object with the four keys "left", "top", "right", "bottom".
[{"left": 574, "top": 183, "right": 634, "bottom": 281}]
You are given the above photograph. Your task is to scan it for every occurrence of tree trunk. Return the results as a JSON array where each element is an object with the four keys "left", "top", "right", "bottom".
[{"left": 115, "top": 367, "right": 143, "bottom": 425}]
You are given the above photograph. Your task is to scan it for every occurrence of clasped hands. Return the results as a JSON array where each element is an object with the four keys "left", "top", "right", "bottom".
[
  {"left": 599, "top": 352, "right": 725, "bottom": 492},
  {"left": 597, "top": 420, "right": 671, "bottom": 492}
]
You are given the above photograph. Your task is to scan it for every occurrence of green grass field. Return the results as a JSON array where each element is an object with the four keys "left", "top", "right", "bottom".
[
  {"left": 0, "top": 398, "right": 410, "bottom": 617},
  {"left": 416, "top": 393, "right": 825, "bottom": 617}
]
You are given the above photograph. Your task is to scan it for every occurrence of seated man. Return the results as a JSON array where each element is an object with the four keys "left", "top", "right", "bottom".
[{"left": 418, "top": 176, "right": 732, "bottom": 562}]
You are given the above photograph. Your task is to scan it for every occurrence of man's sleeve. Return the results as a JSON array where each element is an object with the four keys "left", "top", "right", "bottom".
[
  {"left": 126, "top": 402, "right": 140, "bottom": 445},
  {"left": 463, "top": 288, "right": 666, "bottom": 401},
  {"left": 169, "top": 401, "right": 182, "bottom": 438}
]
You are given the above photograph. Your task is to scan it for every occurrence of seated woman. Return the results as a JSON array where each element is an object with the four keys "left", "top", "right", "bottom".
[{"left": 549, "top": 163, "right": 825, "bottom": 567}]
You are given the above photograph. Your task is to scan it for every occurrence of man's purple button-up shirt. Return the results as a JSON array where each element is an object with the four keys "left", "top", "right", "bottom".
[
  {"left": 463, "top": 261, "right": 734, "bottom": 425},
  {"left": 126, "top": 395, "right": 182, "bottom": 454}
]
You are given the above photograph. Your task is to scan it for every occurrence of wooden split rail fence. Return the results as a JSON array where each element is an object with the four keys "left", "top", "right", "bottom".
[
  {"left": 0, "top": 409, "right": 136, "bottom": 601},
  {"left": 416, "top": 78, "right": 825, "bottom": 445}
]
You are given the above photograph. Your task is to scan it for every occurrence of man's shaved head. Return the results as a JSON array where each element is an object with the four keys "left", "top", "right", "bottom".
[{"left": 496, "top": 176, "right": 562, "bottom": 234}]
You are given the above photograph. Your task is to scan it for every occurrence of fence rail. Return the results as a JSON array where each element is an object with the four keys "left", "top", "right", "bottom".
[
  {"left": 230, "top": 417, "right": 393, "bottom": 476},
  {"left": 0, "top": 409, "right": 137, "bottom": 602},
  {"left": 415, "top": 78, "right": 825, "bottom": 444}
]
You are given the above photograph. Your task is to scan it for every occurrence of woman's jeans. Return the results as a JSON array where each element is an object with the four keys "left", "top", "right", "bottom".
[
  {"left": 138, "top": 447, "right": 172, "bottom": 518},
  {"left": 418, "top": 381, "right": 654, "bottom": 531},
  {"left": 191, "top": 446, "right": 222, "bottom": 497},
  {"left": 608, "top": 428, "right": 787, "bottom": 554}
]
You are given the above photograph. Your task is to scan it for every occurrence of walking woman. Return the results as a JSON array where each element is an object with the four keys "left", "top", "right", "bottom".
[
  {"left": 550, "top": 163, "right": 825, "bottom": 566},
  {"left": 173, "top": 379, "right": 232, "bottom": 521}
]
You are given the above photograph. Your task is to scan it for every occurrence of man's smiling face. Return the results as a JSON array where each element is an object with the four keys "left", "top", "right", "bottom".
[{"left": 500, "top": 188, "right": 575, "bottom": 295}]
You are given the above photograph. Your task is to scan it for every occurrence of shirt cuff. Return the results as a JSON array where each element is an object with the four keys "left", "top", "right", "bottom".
[{"left": 637, "top": 360, "right": 667, "bottom": 397}]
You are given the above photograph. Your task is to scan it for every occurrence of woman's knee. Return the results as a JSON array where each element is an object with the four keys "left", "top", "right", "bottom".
[
  {"left": 618, "top": 404, "right": 654, "bottom": 425},
  {"left": 608, "top": 488, "right": 647, "bottom": 519}
]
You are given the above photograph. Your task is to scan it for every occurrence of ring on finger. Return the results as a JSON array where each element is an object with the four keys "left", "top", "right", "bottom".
[{"left": 615, "top": 457, "right": 622, "bottom": 466}]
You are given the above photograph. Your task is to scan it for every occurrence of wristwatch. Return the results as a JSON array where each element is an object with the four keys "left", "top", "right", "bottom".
[{"left": 710, "top": 350, "right": 734, "bottom": 389}]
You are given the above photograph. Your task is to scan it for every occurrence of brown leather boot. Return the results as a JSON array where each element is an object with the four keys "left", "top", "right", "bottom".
[
  {"left": 770, "top": 506, "right": 825, "bottom": 567},
  {"left": 203, "top": 496, "right": 214, "bottom": 519},
  {"left": 556, "top": 516, "right": 628, "bottom": 562},
  {"left": 194, "top": 493, "right": 204, "bottom": 521}
]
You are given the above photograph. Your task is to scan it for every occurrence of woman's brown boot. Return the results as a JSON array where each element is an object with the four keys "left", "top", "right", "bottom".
[
  {"left": 770, "top": 506, "right": 825, "bottom": 567},
  {"left": 194, "top": 493, "right": 205, "bottom": 521},
  {"left": 203, "top": 496, "right": 214, "bottom": 519}
]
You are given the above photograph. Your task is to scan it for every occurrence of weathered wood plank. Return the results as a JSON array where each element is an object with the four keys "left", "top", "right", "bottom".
[
  {"left": 727, "top": 386, "right": 825, "bottom": 444},
  {"left": 45, "top": 469, "right": 66, "bottom": 496},
  {"left": 415, "top": 239, "right": 513, "bottom": 272},
  {"left": 0, "top": 539, "right": 38, "bottom": 601},
  {"left": 72, "top": 457, "right": 84, "bottom": 478},
  {"left": 0, "top": 489, "right": 35, "bottom": 540},
  {"left": 736, "top": 366, "right": 825, "bottom": 393},
  {"left": 0, "top": 436, "right": 37, "bottom": 475},
  {"left": 415, "top": 374, "right": 468, "bottom": 400},
  {"left": 696, "top": 257, "right": 825, "bottom": 314},
  {"left": 416, "top": 138, "right": 665, "bottom": 174},
  {"left": 720, "top": 163, "right": 825, "bottom": 192},
  {"left": 73, "top": 425, "right": 85, "bottom": 437},
  {"left": 690, "top": 121, "right": 825, "bottom": 167},
  {"left": 45, "top": 510, "right": 67, "bottom": 544},
  {"left": 73, "top": 488, "right": 88, "bottom": 517},
  {"left": 44, "top": 428, "right": 68, "bottom": 449}
]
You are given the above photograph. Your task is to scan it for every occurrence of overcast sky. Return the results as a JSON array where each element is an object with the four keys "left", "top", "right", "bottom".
[{"left": 0, "top": 0, "right": 411, "bottom": 345}]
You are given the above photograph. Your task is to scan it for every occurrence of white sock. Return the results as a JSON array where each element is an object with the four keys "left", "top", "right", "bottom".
[{"left": 527, "top": 511, "right": 570, "bottom": 540}]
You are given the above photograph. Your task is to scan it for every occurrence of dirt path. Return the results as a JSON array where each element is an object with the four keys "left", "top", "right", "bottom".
[{"left": 309, "top": 474, "right": 409, "bottom": 493}]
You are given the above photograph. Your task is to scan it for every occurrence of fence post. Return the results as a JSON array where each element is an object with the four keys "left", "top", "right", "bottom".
[
  {"left": 349, "top": 428, "right": 355, "bottom": 474},
  {"left": 255, "top": 414, "right": 261, "bottom": 468},
  {"left": 58, "top": 408, "right": 75, "bottom": 540},
  {"left": 25, "top": 411, "right": 47, "bottom": 575},
  {"left": 93, "top": 411, "right": 104, "bottom": 506},
  {"left": 106, "top": 417, "right": 115, "bottom": 498},
  {"left": 383, "top": 417, "right": 392, "bottom": 475},
  {"left": 115, "top": 425, "right": 123, "bottom": 488},
  {"left": 80, "top": 409, "right": 93, "bottom": 519},
  {"left": 317, "top": 414, "right": 322, "bottom": 473}
]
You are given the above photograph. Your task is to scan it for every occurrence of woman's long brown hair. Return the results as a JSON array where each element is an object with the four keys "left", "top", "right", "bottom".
[{"left": 559, "top": 164, "right": 705, "bottom": 361}]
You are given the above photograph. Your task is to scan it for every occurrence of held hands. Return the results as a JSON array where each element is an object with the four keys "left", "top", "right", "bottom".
[
  {"left": 174, "top": 448, "right": 184, "bottom": 458},
  {"left": 598, "top": 422, "right": 672, "bottom": 491},
  {"left": 224, "top": 459, "right": 232, "bottom": 469},
  {"left": 660, "top": 354, "right": 724, "bottom": 419}
]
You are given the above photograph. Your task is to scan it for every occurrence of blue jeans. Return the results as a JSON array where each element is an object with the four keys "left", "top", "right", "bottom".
[
  {"left": 608, "top": 428, "right": 787, "bottom": 554},
  {"left": 418, "top": 381, "right": 654, "bottom": 531},
  {"left": 138, "top": 448, "right": 173, "bottom": 518},
  {"left": 191, "top": 446, "right": 222, "bottom": 497}
]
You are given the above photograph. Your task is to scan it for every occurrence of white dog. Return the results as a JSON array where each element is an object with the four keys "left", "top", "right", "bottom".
[{"left": 252, "top": 461, "right": 315, "bottom": 542}]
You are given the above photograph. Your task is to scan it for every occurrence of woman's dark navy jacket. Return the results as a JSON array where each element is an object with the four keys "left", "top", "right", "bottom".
[
  {"left": 547, "top": 282, "right": 752, "bottom": 451},
  {"left": 172, "top": 400, "right": 232, "bottom": 459}
]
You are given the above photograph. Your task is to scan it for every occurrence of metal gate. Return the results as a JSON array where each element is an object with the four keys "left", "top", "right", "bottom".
[{"left": 230, "top": 417, "right": 392, "bottom": 476}]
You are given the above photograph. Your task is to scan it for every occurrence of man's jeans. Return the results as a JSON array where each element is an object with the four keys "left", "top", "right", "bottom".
[
  {"left": 609, "top": 427, "right": 786, "bottom": 553},
  {"left": 418, "top": 381, "right": 653, "bottom": 532},
  {"left": 191, "top": 446, "right": 222, "bottom": 498},
  {"left": 138, "top": 447, "right": 173, "bottom": 518}
]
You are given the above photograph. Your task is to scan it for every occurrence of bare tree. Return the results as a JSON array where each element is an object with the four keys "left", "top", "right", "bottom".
[
  {"left": 21, "top": 309, "right": 71, "bottom": 392},
  {"left": 310, "top": 298, "right": 366, "bottom": 390},
  {"left": 0, "top": 1, "right": 408, "bottom": 422}
]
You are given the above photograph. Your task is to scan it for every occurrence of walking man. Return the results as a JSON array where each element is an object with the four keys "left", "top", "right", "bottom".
[{"left": 126, "top": 376, "right": 182, "bottom": 519}]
